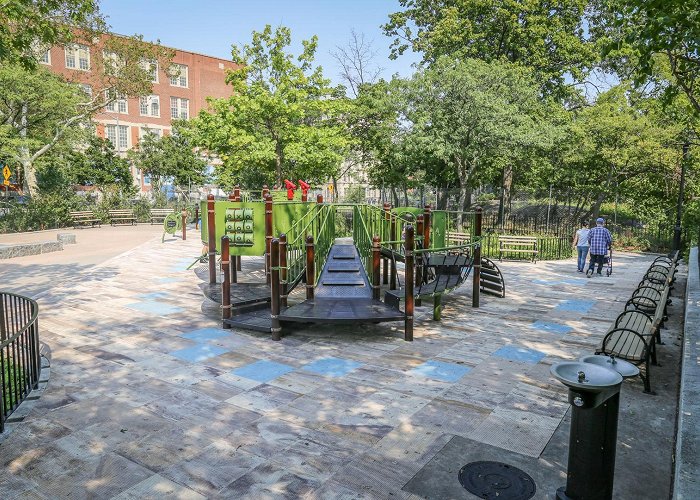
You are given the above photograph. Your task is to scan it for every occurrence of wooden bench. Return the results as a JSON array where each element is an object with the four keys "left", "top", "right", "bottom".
[
  {"left": 446, "top": 232, "right": 471, "bottom": 246},
  {"left": 150, "top": 208, "right": 174, "bottom": 224},
  {"left": 69, "top": 211, "right": 101, "bottom": 228},
  {"left": 597, "top": 309, "right": 657, "bottom": 392},
  {"left": 108, "top": 209, "right": 137, "bottom": 226},
  {"left": 498, "top": 235, "right": 538, "bottom": 263}
]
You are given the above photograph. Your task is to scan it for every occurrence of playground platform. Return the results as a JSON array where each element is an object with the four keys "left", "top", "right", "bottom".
[{"left": 0, "top": 232, "right": 686, "bottom": 499}]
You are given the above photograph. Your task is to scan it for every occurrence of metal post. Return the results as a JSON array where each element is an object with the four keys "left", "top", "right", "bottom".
[
  {"left": 234, "top": 185, "right": 240, "bottom": 201},
  {"left": 234, "top": 188, "right": 242, "bottom": 271},
  {"left": 301, "top": 190, "right": 307, "bottom": 202},
  {"left": 194, "top": 206, "right": 199, "bottom": 230},
  {"left": 262, "top": 184, "right": 269, "bottom": 199},
  {"left": 265, "top": 194, "right": 273, "bottom": 285},
  {"left": 383, "top": 203, "right": 390, "bottom": 284},
  {"left": 404, "top": 225, "right": 414, "bottom": 341},
  {"left": 221, "top": 236, "right": 231, "bottom": 328},
  {"left": 674, "top": 142, "right": 689, "bottom": 252},
  {"left": 280, "top": 233, "right": 288, "bottom": 307},
  {"left": 270, "top": 238, "right": 281, "bottom": 341},
  {"left": 306, "top": 236, "right": 315, "bottom": 299},
  {"left": 372, "top": 235, "right": 381, "bottom": 300},
  {"left": 181, "top": 209, "right": 187, "bottom": 241},
  {"left": 317, "top": 194, "right": 323, "bottom": 204},
  {"left": 473, "top": 207, "right": 482, "bottom": 308},
  {"left": 207, "top": 194, "right": 216, "bottom": 285},
  {"left": 423, "top": 204, "right": 431, "bottom": 250}
]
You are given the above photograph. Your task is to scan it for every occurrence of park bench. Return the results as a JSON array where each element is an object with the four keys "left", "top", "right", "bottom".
[
  {"left": 150, "top": 208, "right": 174, "bottom": 224},
  {"left": 69, "top": 210, "right": 101, "bottom": 228},
  {"left": 498, "top": 235, "right": 538, "bottom": 263},
  {"left": 108, "top": 209, "right": 137, "bottom": 226},
  {"left": 446, "top": 231, "right": 471, "bottom": 246},
  {"left": 597, "top": 309, "right": 657, "bottom": 392}
]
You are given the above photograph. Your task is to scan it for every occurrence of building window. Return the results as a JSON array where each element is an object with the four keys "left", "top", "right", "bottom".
[
  {"left": 79, "top": 84, "right": 92, "bottom": 97},
  {"left": 39, "top": 49, "right": 51, "bottom": 65},
  {"left": 65, "top": 44, "right": 89, "bottom": 70},
  {"left": 105, "top": 124, "right": 129, "bottom": 151},
  {"left": 140, "top": 127, "right": 162, "bottom": 139},
  {"left": 141, "top": 59, "right": 158, "bottom": 83},
  {"left": 139, "top": 95, "right": 160, "bottom": 117},
  {"left": 169, "top": 64, "right": 188, "bottom": 87},
  {"left": 103, "top": 50, "right": 124, "bottom": 76},
  {"left": 170, "top": 97, "right": 189, "bottom": 119},
  {"left": 105, "top": 91, "right": 128, "bottom": 114}
]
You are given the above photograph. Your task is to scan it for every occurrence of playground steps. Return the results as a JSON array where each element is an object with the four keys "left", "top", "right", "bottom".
[
  {"left": 279, "top": 242, "right": 403, "bottom": 325},
  {"left": 223, "top": 308, "right": 272, "bottom": 333},
  {"left": 480, "top": 257, "right": 506, "bottom": 298}
]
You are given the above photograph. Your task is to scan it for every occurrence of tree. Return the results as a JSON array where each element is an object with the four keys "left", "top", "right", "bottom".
[
  {"left": 594, "top": 0, "right": 700, "bottom": 115},
  {"left": 330, "top": 29, "right": 383, "bottom": 98},
  {"left": 186, "top": 25, "right": 349, "bottom": 188},
  {"left": 383, "top": 0, "right": 596, "bottom": 96},
  {"left": 402, "top": 57, "right": 555, "bottom": 212},
  {"left": 0, "top": 38, "right": 173, "bottom": 197},
  {"left": 128, "top": 129, "right": 208, "bottom": 201},
  {"left": 0, "top": 0, "right": 104, "bottom": 69}
]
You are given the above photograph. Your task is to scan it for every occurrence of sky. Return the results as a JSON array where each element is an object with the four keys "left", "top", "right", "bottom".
[{"left": 100, "top": 0, "right": 423, "bottom": 87}]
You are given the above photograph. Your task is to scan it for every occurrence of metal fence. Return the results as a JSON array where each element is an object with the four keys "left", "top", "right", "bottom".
[{"left": 1, "top": 292, "right": 40, "bottom": 432}]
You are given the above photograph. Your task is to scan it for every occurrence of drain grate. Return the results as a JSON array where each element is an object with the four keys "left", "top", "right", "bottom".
[{"left": 458, "top": 461, "right": 536, "bottom": 500}]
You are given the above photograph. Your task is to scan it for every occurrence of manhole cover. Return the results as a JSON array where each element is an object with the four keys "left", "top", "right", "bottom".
[{"left": 458, "top": 461, "right": 536, "bottom": 500}]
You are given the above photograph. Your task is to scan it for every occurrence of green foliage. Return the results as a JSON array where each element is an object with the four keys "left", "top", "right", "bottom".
[
  {"left": 383, "top": 0, "right": 596, "bottom": 97},
  {"left": 128, "top": 128, "right": 208, "bottom": 205},
  {"left": 184, "top": 25, "right": 349, "bottom": 188},
  {"left": 0, "top": 0, "right": 104, "bottom": 70}
]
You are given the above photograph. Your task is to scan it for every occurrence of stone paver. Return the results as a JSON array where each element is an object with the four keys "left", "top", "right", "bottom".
[{"left": 0, "top": 234, "right": 684, "bottom": 499}]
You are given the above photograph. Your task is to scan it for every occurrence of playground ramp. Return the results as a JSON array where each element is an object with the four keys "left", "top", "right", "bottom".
[{"left": 224, "top": 242, "right": 404, "bottom": 332}]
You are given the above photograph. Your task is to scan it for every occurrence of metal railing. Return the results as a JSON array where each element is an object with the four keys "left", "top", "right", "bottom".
[
  {"left": 283, "top": 204, "right": 335, "bottom": 289},
  {"left": 1, "top": 292, "right": 40, "bottom": 433}
]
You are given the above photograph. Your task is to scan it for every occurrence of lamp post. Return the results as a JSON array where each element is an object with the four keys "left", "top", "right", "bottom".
[{"left": 673, "top": 140, "right": 690, "bottom": 253}]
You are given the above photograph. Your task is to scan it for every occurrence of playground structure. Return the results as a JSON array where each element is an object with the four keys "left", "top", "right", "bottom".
[{"left": 196, "top": 186, "right": 506, "bottom": 341}]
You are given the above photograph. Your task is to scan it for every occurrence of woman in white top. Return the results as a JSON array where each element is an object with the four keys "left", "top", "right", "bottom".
[{"left": 572, "top": 221, "right": 590, "bottom": 272}]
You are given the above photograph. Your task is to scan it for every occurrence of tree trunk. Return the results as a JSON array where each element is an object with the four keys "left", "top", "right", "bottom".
[
  {"left": 403, "top": 183, "right": 409, "bottom": 207},
  {"left": 498, "top": 164, "right": 513, "bottom": 224},
  {"left": 391, "top": 187, "right": 399, "bottom": 207},
  {"left": 437, "top": 186, "right": 448, "bottom": 210},
  {"left": 19, "top": 104, "right": 38, "bottom": 197}
]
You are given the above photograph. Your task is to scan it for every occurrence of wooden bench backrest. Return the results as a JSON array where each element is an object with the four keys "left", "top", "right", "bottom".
[
  {"left": 108, "top": 209, "right": 135, "bottom": 215},
  {"left": 69, "top": 211, "right": 95, "bottom": 217},
  {"left": 151, "top": 209, "right": 174, "bottom": 215},
  {"left": 499, "top": 236, "right": 537, "bottom": 244}
]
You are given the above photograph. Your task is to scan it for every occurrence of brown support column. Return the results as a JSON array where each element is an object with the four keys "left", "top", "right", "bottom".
[
  {"left": 221, "top": 236, "right": 231, "bottom": 328},
  {"left": 383, "top": 203, "right": 391, "bottom": 285},
  {"left": 390, "top": 213, "right": 397, "bottom": 290},
  {"left": 233, "top": 185, "right": 241, "bottom": 201},
  {"left": 301, "top": 191, "right": 308, "bottom": 202},
  {"left": 228, "top": 192, "right": 236, "bottom": 201},
  {"left": 316, "top": 194, "right": 323, "bottom": 204},
  {"left": 262, "top": 185, "right": 269, "bottom": 198},
  {"left": 404, "top": 225, "right": 414, "bottom": 341},
  {"left": 265, "top": 194, "right": 273, "bottom": 285},
  {"left": 473, "top": 207, "right": 482, "bottom": 308},
  {"left": 280, "top": 233, "right": 288, "bottom": 307},
  {"left": 181, "top": 209, "right": 187, "bottom": 241},
  {"left": 194, "top": 206, "right": 199, "bottom": 230},
  {"left": 415, "top": 215, "right": 424, "bottom": 307},
  {"left": 372, "top": 235, "right": 381, "bottom": 300},
  {"left": 207, "top": 194, "right": 216, "bottom": 285},
  {"left": 270, "top": 238, "right": 281, "bottom": 341},
  {"left": 306, "top": 235, "right": 315, "bottom": 299}
]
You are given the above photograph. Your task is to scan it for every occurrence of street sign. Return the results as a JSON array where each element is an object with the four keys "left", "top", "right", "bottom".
[
  {"left": 3, "top": 180, "right": 8, "bottom": 186},
  {"left": 2, "top": 165, "right": 10, "bottom": 182}
]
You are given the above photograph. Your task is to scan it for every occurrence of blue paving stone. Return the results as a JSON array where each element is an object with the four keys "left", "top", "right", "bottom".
[
  {"left": 555, "top": 299, "right": 595, "bottom": 313},
  {"left": 231, "top": 360, "right": 295, "bottom": 383},
  {"left": 560, "top": 278, "right": 588, "bottom": 285},
  {"left": 171, "top": 343, "right": 228, "bottom": 363},
  {"left": 532, "top": 279, "right": 556, "bottom": 285},
  {"left": 181, "top": 327, "right": 230, "bottom": 343},
  {"left": 493, "top": 346, "right": 546, "bottom": 364},
  {"left": 410, "top": 360, "right": 471, "bottom": 382},
  {"left": 157, "top": 277, "right": 181, "bottom": 284},
  {"left": 531, "top": 320, "right": 572, "bottom": 335},
  {"left": 125, "top": 301, "right": 183, "bottom": 315},
  {"left": 302, "top": 357, "right": 362, "bottom": 377},
  {"left": 138, "top": 292, "right": 171, "bottom": 300}
]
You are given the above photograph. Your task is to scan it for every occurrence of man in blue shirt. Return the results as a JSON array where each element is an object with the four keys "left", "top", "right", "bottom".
[{"left": 587, "top": 217, "right": 613, "bottom": 277}]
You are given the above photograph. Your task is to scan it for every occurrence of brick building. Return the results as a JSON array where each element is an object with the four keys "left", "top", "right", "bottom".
[{"left": 40, "top": 34, "right": 236, "bottom": 192}]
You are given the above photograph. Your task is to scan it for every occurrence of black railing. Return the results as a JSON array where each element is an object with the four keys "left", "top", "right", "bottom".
[{"left": 1, "top": 292, "right": 40, "bottom": 433}]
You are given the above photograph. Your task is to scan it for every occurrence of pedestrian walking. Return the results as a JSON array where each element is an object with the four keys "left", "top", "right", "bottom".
[
  {"left": 572, "top": 221, "right": 590, "bottom": 272},
  {"left": 587, "top": 217, "right": 613, "bottom": 277}
]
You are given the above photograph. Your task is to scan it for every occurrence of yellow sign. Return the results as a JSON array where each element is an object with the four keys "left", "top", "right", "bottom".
[
  {"left": 2, "top": 165, "right": 10, "bottom": 181},
  {"left": 3, "top": 180, "right": 9, "bottom": 186},
  {"left": 328, "top": 184, "right": 334, "bottom": 192}
]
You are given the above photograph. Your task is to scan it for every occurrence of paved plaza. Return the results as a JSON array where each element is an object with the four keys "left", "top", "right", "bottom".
[{"left": 0, "top": 229, "right": 685, "bottom": 499}]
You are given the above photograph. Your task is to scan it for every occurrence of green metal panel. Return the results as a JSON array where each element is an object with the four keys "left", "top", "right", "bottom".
[
  {"left": 272, "top": 202, "right": 315, "bottom": 237},
  {"left": 431, "top": 211, "right": 447, "bottom": 249}
]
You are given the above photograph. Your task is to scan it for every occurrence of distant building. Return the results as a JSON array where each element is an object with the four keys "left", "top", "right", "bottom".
[{"left": 40, "top": 34, "right": 237, "bottom": 193}]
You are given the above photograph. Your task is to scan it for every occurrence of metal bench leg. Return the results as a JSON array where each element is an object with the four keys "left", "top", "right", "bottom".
[
  {"left": 643, "top": 357, "right": 653, "bottom": 394},
  {"left": 433, "top": 295, "right": 442, "bottom": 321}
]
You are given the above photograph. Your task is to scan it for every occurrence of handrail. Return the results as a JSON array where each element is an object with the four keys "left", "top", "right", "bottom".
[
  {"left": 284, "top": 205, "right": 328, "bottom": 290},
  {"left": 1, "top": 292, "right": 41, "bottom": 433},
  {"left": 353, "top": 205, "right": 374, "bottom": 277}
]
